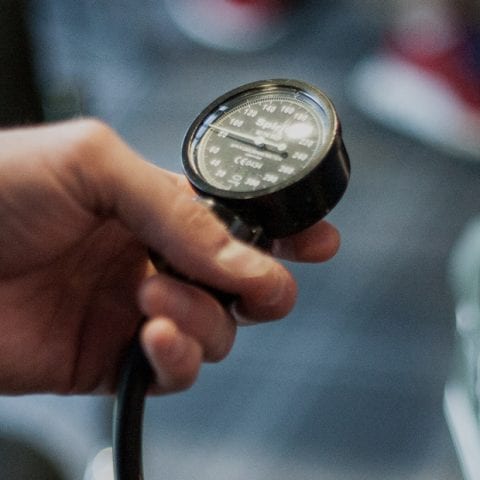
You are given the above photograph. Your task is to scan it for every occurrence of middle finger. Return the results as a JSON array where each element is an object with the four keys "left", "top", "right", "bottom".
[{"left": 138, "top": 272, "right": 237, "bottom": 362}]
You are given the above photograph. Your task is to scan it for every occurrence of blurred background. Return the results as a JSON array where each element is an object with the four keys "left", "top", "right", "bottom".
[{"left": 1, "top": 0, "right": 480, "bottom": 478}]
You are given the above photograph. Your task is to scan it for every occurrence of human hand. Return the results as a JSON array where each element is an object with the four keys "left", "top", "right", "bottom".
[{"left": 0, "top": 119, "right": 340, "bottom": 394}]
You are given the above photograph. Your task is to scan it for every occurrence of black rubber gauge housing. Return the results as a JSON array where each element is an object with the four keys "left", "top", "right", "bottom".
[{"left": 183, "top": 79, "right": 350, "bottom": 238}]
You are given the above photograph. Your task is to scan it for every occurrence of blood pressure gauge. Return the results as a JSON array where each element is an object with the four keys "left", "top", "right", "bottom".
[
  {"left": 183, "top": 79, "right": 350, "bottom": 238},
  {"left": 113, "top": 80, "right": 350, "bottom": 480}
]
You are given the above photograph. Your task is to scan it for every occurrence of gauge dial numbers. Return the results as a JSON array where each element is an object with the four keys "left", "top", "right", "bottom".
[
  {"left": 195, "top": 92, "right": 329, "bottom": 192},
  {"left": 183, "top": 80, "right": 350, "bottom": 238}
]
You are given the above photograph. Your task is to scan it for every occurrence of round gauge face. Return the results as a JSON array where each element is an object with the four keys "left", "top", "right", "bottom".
[{"left": 186, "top": 84, "right": 336, "bottom": 195}]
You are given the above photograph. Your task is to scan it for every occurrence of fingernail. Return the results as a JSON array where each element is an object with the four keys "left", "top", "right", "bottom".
[
  {"left": 215, "top": 240, "right": 274, "bottom": 278},
  {"left": 230, "top": 302, "right": 259, "bottom": 326}
]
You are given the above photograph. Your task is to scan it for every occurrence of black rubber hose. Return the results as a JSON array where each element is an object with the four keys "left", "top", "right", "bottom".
[{"left": 113, "top": 332, "right": 152, "bottom": 480}]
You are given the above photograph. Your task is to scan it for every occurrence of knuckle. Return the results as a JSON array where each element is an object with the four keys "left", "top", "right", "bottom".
[
  {"left": 52, "top": 117, "right": 121, "bottom": 213},
  {"left": 139, "top": 276, "right": 170, "bottom": 315},
  {"left": 62, "top": 118, "right": 116, "bottom": 165},
  {"left": 54, "top": 118, "right": 118, "bottom": 191}
]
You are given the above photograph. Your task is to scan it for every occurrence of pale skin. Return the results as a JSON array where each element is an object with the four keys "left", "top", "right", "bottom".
[{"left": 0, "top": 119, "right": 340, "bottom": 395}]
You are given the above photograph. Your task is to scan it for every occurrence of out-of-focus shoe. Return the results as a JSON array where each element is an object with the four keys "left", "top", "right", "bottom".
[{"left": 349, "top": 6, "right": 480, "bottom": 160}]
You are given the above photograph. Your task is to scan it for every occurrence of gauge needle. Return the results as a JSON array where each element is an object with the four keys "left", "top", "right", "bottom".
[{"left": 209, "top": 125, "right": 288, "bottom": 158}]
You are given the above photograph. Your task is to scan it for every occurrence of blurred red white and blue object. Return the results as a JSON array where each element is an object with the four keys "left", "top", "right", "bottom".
[{"left": 350, "top": 3, "right": 480, "bottom": 160}]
